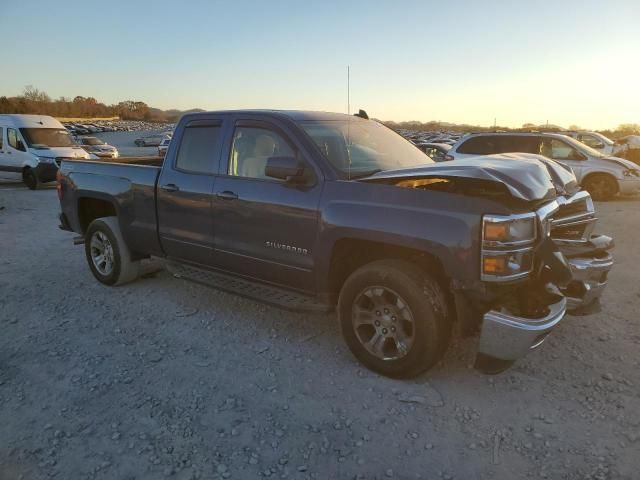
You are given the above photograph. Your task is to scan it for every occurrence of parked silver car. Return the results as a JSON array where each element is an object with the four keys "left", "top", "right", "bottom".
[
  {"left": 134, "top": 134, "right": 165, "bottom": 147},
  {"left": 78, "top": 136, "right": 119, "bottom": 158}
]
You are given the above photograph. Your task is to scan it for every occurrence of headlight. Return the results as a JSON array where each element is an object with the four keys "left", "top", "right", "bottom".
[
  {"left": 482, "top": 214, "right": 536, "bottom": 247},
  {"left": 623, "top": 169, "right": 640, "bottom": 177},
  {"left": 481, "top": 213, "right": 537, "bottom": 281},
  {"left": 37, "top": 156, "right": 56, "bottom": 164}
]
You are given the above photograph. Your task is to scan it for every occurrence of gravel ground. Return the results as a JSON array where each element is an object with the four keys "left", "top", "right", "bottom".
[{"left": 1, "top": 186, "right": 639, "bottom": 480}]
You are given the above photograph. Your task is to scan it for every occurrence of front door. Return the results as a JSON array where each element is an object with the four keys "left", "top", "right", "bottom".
[
  {"left": 541, "top": 138, "right": 587, "bottom": 181},
  {"left": 211, "top": 120, "right": 323, "bottom": 293},
  {"left": 156, "top": 117, "right": 227, "bottom": 266},
  {"left": 3, "top": 128, "right": 30, "bottom": 175}
]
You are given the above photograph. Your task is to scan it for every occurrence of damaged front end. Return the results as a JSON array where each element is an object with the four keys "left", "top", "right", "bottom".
[
  {"left": 473, "top": 199, "right": 574, "bottom": 369},
  {"left": 549, "top": 191, "right": 614, "bottom": 311},
  {"left": 362, "top": 157, "right": 613, "bottom": 370},
  {"left": 474, "top": 190, "right": 614, "bottom": 371}
]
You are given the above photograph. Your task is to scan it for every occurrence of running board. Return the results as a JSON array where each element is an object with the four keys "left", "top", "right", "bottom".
[{"left": 165, "top": 261, "right": 333, "bottom": 313}]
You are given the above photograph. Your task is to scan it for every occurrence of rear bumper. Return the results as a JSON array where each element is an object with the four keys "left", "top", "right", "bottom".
[{"left": 478, "top": 294, "right": 566, "bottom": 361}]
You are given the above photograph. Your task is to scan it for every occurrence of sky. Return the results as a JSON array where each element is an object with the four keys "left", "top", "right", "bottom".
[{"left": 1, "top": 0, "right": 638, "bottom": 129}]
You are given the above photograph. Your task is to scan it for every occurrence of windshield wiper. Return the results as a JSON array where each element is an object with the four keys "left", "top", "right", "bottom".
[{"left": 350, "top": 169, "right": 382, "bottom": 179}]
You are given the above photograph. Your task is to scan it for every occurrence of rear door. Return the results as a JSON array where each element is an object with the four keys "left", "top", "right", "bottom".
[
  {"left": 211, "top": 118, "right": 323, "bottom": 293},
  {"left": 156, "top": 115, "right": 228, "bottom": 265}
]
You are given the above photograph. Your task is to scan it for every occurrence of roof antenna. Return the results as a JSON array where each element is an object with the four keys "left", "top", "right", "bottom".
[
  {"left": 347, "top": 65, "right": 352, "bottom": 180},
  {"left": 347, "top": 65, "right": 350, "bottom": 117}
]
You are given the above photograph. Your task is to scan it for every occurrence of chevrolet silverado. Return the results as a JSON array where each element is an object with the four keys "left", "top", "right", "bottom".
[{"left": 57, "top": 110, "right": 612, "bottom": 377}]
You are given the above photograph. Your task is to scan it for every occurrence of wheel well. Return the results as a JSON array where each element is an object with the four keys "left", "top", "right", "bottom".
[
  {"left": 78, "top": 198, "right": 117, "bottom": 233},
  {"left": 328, "top": 239, "right": 448, "bottom": 298},
  {"left": 582, "top": 172, "right": 619, "bottom": 193}
]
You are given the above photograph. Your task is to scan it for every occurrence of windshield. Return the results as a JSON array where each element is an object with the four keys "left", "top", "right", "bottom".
[
  {"left": 20, "top": 128, "right": 75, "bottom": 148},
  {"left": 84, "top": 137, "right": 105, "bottom": 145},
  {"left": 558, "top": 135, "right": 605, "bottom": 158},
  {"left": 299, "top": 119, "right": 433, "bottom": 178}
]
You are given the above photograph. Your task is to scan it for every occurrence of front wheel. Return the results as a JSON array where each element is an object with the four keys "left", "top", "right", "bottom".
[
  {"left": 22, "top": 168, "right": 39, "bottom": 190},
  {"left": 583, "top": 174, "right": 617, "bottom": 201},
  {"left": 338, "top": 260, "right": 451, "bottom": 378},
  {"left": 85, "top": 217, "right": 140, "bottom": 286}
]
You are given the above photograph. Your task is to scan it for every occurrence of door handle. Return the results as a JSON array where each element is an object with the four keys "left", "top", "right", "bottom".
[
  {"left": 160, "top": 183, "right": 179, "bottom": 192},
  {"left": 216, "top": 190, "right": 238, "bottom": 200}
]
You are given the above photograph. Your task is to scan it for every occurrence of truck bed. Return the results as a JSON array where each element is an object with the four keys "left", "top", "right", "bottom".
[{"left": 58, "top": 158, "right": 163, "bottom": 256}]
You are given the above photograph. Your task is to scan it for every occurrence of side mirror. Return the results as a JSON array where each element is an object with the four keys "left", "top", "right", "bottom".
[
  {"left": 17, "top": 139, "right": 26, "bottom": 152},
  {"left": 569, "top": 151, "right": 587, "bottom": 161},
  {"left": 265, "top": 156, "right": 305, "bottom": 181}
]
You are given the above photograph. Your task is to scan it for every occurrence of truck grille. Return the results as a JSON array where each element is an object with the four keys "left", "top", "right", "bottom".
[{"left": 550, "top": 191, "right": 596, "bottom": 243}]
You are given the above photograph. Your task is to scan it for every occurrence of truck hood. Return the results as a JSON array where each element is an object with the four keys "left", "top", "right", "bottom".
[{"left": 360, "top": 153, "right": 579, "bottom": 202}]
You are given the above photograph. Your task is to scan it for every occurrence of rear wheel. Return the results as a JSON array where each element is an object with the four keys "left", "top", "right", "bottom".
[
  {"left": 583, "top": 174, "right": 617, "bottom": 201},
  {"left": 338, "top": 260, "right": 450, "bottom": 378},
  {"left": 85, "top": 217, "right": 140, "bottom": 286},
  {"left": 22, "top": 168, "right": 39, "bottom": 190}
]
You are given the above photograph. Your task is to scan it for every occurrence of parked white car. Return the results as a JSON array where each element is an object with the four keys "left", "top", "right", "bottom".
[
  {"left": 0, "top": 115, "right": 91, "bottom": 189},
  {"left": 446, "top": 132, "right": 640, "bottom": 200},
  {"left": 563, "top": 131, "right": 616, "bottom": 156}
]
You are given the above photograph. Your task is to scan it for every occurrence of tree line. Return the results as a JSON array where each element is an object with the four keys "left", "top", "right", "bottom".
[
  {"left": 0, "top": 86, "right": 179, "bottom": 122},
  {"left": 2, "top": 86, "right": 638, "bottom": 136}
]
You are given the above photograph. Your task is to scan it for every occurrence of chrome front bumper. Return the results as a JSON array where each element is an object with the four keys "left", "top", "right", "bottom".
[
  {"left": 563, "top": 252, "right": 613, "bottom": 310},
  {"left": 478, "top": 296, "right": 567, "bottom": 361}
]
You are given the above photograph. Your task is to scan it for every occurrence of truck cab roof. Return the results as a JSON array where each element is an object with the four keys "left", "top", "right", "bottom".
[{"left": 181, "top": 109, "right": 365, "bottom": 122}]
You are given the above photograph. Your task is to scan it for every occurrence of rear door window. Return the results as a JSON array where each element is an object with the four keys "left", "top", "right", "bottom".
[
  {"left": 0, "top": 127, "right": 3, "bottom": 149},
  {"left": 457, "top": 136, "right": 495, "bottom": 154},
  {"left": 508, "top": 136, "right": 541, "bottom": 154},
  {"left": 175, "top": 122, "right": 222, "bottom": 174}
]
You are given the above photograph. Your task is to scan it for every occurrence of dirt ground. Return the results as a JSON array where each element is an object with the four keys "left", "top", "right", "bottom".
[{"left": 1, "top": 184, "right": 639, "bottom": 480}]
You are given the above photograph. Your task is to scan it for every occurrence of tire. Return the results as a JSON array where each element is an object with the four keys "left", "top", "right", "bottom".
[
  {"left": 338, "top": 259, "right": 451, "bottom": 378},
  {"left": 84, "top": 217, "right": 140, "bottom": 286},
  {"left": 22, "top": 168, "right": 39, "bottom": 190},
  {"left": 583, "top": 174, "right": 617, "bottom": 201}
]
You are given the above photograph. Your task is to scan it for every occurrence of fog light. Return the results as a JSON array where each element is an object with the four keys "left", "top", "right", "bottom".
[{"left": 481, "top": 250, "right": 533, "bottom": 280}]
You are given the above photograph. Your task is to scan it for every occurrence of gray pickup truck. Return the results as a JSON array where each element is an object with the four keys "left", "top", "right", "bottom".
[{"left": 57, "top": 110, "right": 612, "bottom": 377}]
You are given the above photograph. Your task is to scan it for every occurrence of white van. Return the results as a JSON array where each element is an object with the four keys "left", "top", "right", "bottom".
[{"left": 0, "top": 114, "right": 91, "bottom": 189}]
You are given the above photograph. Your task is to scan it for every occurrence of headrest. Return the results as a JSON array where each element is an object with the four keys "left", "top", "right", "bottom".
[{"left": 255, "top": 134, "right": 276, "bottom": 157}]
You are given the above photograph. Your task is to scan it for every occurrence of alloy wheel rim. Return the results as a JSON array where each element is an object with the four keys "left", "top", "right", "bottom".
[
  {"left": 90, "top": 231, "right": 114, "bottom": 275},
  {"left": 352, "top": 286, "right": 415, "bottom": 361}
]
